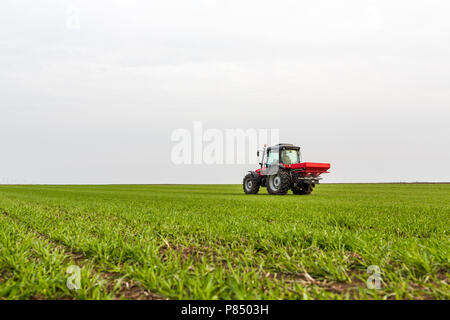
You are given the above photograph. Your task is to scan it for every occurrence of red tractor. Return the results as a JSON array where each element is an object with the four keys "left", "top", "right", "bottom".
[{"left": 243, "top": 143, "right": 330, "bottom": 195}]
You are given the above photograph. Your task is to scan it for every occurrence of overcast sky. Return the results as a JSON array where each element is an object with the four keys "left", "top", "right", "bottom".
[{"left": 1, "top": 0, "right": 449, "bottom": 184}]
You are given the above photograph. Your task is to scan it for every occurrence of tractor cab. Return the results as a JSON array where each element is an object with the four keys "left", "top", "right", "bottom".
[{"left": 260, "top": 143, "right": 301, "bottom": 168}]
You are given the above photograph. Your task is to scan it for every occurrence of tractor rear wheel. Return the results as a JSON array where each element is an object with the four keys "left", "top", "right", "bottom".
[
  {"left": 292, "top": 183, "right": 314, "bottom": 195},
  {"left": 243, "top": 173, "right": 260, "bottom": 194},
  {"left": 267, "top": 171, "right": 290, "bottom": 195}
]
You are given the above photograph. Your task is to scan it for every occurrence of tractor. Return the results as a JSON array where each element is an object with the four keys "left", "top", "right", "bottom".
[{"left": 243, "top": 143, "right": 330, "bottom": 195}]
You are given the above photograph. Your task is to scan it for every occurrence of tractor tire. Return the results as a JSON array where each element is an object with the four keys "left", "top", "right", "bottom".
[
  {"left": 267, "top": 171, "right": 290, "bottom": 195},
  {"left": 292, "top": 183, "right": 314, "bottom": 195},
  {"left": 243, "top": 173, "right": 260, "bottom": 194}
]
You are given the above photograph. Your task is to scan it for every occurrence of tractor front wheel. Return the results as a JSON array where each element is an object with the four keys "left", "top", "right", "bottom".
[
  {"left": 243, "top": 173, "right": 260, "bottom": 194},
  {"left": 267, "top": 171, "right": 290, "bottom": 195}
]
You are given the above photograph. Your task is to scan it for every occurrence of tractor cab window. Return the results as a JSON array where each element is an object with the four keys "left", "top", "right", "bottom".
[
  {"left": 281, "top": 149, "right": 300, "bottom": 164},
  {"left": 266, "top": 149, "right": 279, "bottom": 166}
]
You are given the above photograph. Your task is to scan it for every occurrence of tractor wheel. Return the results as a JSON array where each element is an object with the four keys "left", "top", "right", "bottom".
[
  {"left": 292, "top": 183, "right": 314, "bottom": 195},
  {"left": 243, "top": 173, "right": 260, "bottom": 194},
  {"left": 267, "top": 171, "right": 290, "bottom": 195}
]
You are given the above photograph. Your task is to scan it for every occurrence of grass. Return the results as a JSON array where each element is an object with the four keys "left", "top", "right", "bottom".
[{"left": 0, "top": 184, "right": 448, "bottom": 300}]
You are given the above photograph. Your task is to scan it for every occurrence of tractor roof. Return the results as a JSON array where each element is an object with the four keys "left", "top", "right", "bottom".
[{"left": 267, "top": 143, "right": 300, "bottom": 150}]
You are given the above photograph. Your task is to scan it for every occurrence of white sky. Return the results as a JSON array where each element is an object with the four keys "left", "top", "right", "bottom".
[{"left": 1, "top": 0, "right": 449, "bottom": 184}]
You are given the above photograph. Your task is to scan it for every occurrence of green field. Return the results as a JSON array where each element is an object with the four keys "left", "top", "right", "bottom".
[{"left": 0, "top": 184, "right": 448, "bottom": 300}]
